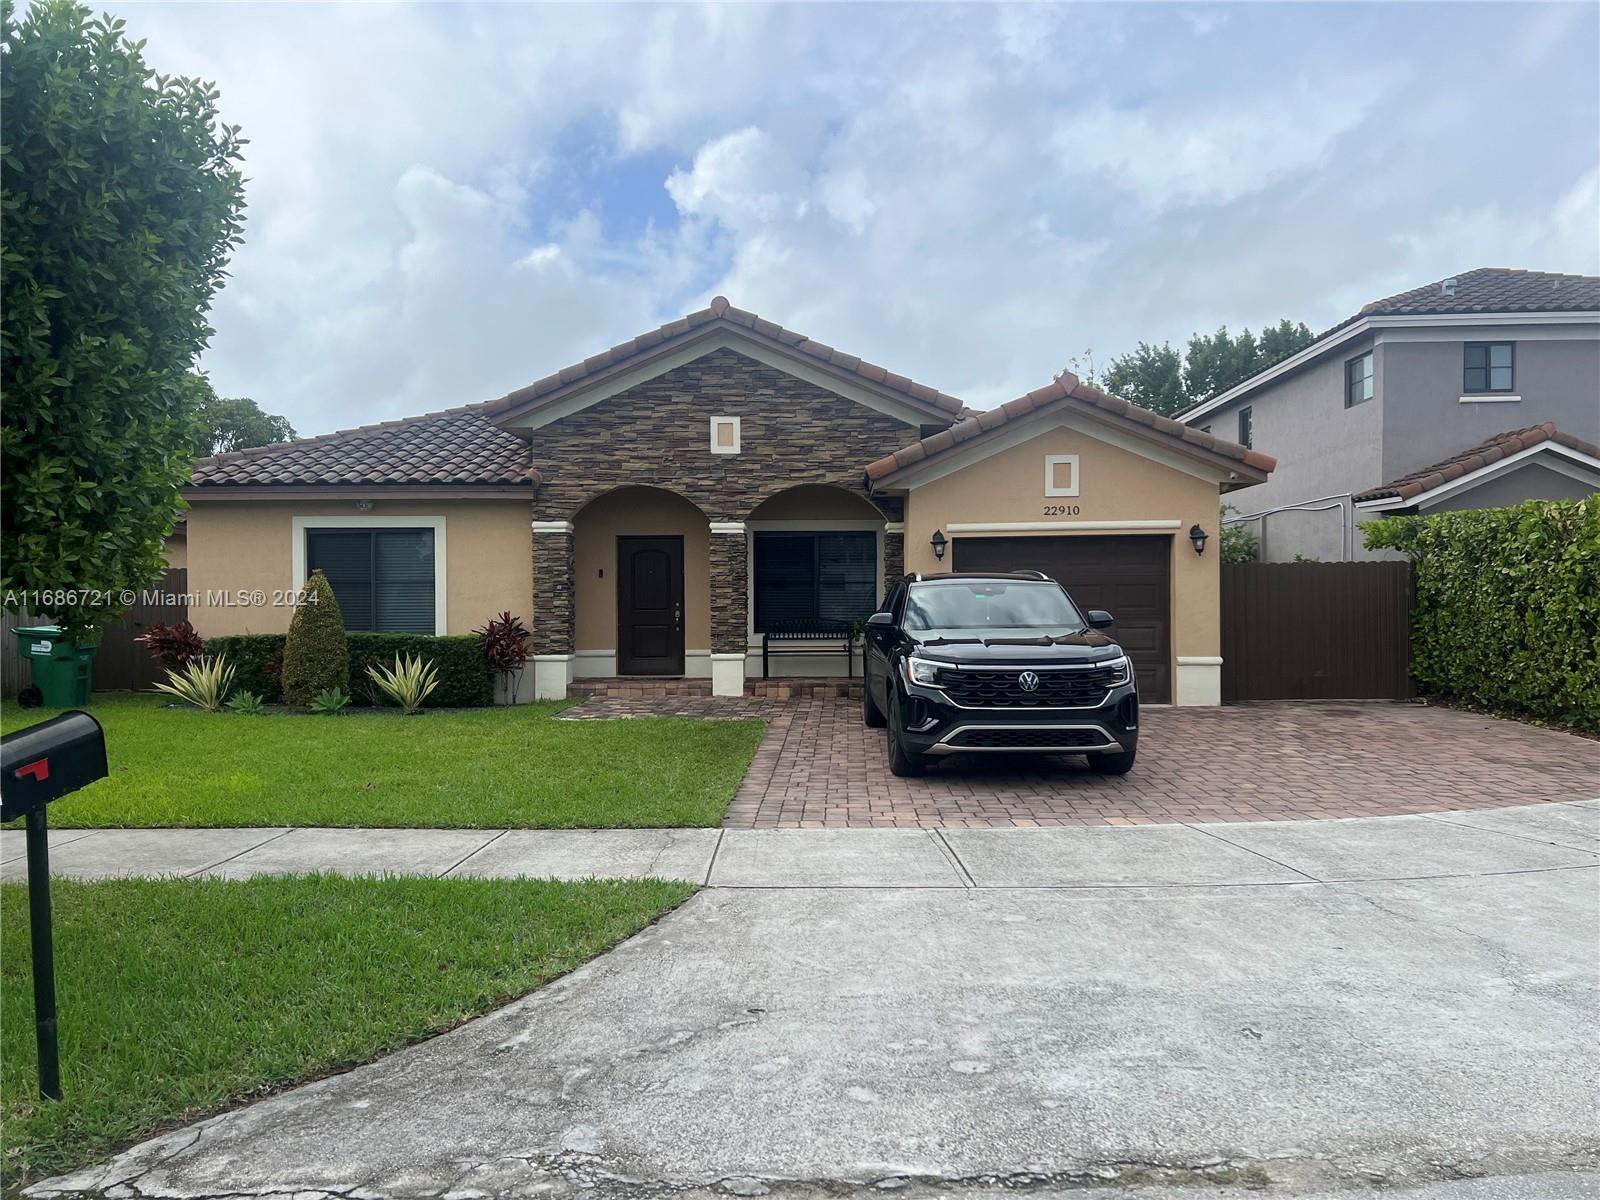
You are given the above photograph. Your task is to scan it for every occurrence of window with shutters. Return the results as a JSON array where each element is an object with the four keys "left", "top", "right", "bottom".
[
  {"left": 305, "top": 528, "right": 436, "bottom": 633},
  {"left": 752, "top": 531, "right": 876, "bottom": 632}
]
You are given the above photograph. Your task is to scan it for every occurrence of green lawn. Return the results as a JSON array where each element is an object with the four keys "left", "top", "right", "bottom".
[
  {"left": 1, "top": 874, "right": 696, "bottom": 1182},
  {"left": 0, "top": 694, "right": 764, "bottom": 828}
]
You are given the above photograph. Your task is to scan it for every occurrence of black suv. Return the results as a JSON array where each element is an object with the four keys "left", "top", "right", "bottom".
[{"left": 861, "top": 572, "right": 1139, "bottom": 778}]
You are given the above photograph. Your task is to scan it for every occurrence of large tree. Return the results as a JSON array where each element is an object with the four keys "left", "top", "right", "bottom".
[
  {"left": 191, "top": 375, "right": 295, "bottom": 457},
  {"left": 1092, "top": 319, "right": 1314, "bottom": 418},
  {"left": 2, "top": 0, "right": 245, "bottom": 636}
]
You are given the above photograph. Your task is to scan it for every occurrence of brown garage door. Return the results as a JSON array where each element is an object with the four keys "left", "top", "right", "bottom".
[{"left": 951, "top": 535, "right": 1172, "bottom": 701}]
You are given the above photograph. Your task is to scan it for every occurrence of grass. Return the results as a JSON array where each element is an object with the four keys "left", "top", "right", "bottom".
[
  {"left": 0, "top": 694, "right": 765, "bottom": 828},
  {"left": 0, "top": 873, "right": 696, "bottom": 1182}
]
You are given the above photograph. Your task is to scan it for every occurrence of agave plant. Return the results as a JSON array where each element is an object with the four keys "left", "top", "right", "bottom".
[
  {"left": 155, "top": 656, "right": 236, "bottom": 713},
  {"left": 309, "top": 686, "right": 350, "bottom": 715},
  {"left": 226, "top": 689, "right": 265, "bottom": 715},
  {"left": 364, "top": 653, "right": 439, "bottom": 715}
]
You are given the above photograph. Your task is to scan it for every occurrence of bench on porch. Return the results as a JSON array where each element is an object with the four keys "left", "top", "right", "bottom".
[{"left": 760, "top": 621, "right": 857, "bottom": 679}]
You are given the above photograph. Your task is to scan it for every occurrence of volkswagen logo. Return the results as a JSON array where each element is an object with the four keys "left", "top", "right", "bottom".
[{"left": 1017, "top": 670, "right": 1041, "bottom": 692}]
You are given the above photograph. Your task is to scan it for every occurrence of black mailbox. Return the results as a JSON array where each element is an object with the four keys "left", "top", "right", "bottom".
[{"left": 1, "top": 711, "right": 107, "bottom": 823}]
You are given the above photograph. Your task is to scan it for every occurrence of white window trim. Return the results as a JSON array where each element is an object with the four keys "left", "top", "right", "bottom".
[
  {"left": 744, "top": 519, "right": 885, "bottom": 641},
  {"left": 710, "top": 415, "right": 742, "bottom": 455},
  {"left": 1043, "top": 454, "right": 1080, "bottom": 497},
  {"left": 1457, "top": 394, "right": 1521, "bottom": 404},
  {"left": 291, "top": 514, "right": 447, "bottom": 636}
]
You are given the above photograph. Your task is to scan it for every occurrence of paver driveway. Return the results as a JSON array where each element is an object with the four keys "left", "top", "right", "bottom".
[{"left": 564, "top": 697, "right": 1598, "bottom": 827}]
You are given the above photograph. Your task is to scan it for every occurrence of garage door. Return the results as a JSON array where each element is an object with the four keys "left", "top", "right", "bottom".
[{"left": 951, "top": 535, "right": 1172, "bottom": 701}]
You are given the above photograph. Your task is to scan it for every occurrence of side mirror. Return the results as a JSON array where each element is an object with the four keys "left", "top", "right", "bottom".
[
  {"left": 1086, "top": 610, "right": 1115, "bottom": 630},
  {"left": 866, "top": 612, "right": 895, "bottom": 628}
]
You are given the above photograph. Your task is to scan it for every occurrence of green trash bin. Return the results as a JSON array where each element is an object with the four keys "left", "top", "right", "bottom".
[{"left": 13, "top": 625, "right": 97, "bottom": 707}]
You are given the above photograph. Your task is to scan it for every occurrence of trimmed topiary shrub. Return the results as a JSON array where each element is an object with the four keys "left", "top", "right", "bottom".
[
  {"left": 1365, "top": 497, "right": 1599, "bottom": 731},
  {"left": 201, "top": 632, "right": 494, "bottom": 708},
  {"left": 279, "top": 570, "right": 349, "bottom": 706}
]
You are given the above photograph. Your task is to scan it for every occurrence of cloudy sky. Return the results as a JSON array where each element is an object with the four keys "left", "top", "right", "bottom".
[{"left": 115, "top": 1, "right": 1599, "bottom": 436}]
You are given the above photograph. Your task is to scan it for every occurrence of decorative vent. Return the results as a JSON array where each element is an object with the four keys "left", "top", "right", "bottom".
[
  {"left": 1044, "top": 454, "right": 1079, "bottom": 497},
  {"left": 710, "top": 416, "right": 741, "bottom": 455}
]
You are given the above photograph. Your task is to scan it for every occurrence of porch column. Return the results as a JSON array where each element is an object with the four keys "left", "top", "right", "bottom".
[
  {"left": 531, "top": 520, "right": 575, "bottom": 700},
  {"left": 884, "top": 522, "right": 906, "bottom": 585},
  {"left": 708, "top": 521, "right": 748, "bottom": 697}
]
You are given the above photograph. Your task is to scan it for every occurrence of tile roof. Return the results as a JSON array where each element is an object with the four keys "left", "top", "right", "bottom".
[
  {"left": 1353, "top": 267, "right": 1600, "bottom": 320},
  {"left": 485, "top": 295, "right": 966, "bottom": 422},
  {"left": 864, "top": 371, "right": 1276, "bottom": 485},
  {"left": 1353, "top": 423, "right": 1600, "bottom": 504},
  {"left": 191, "top": 405, "right": 535, "bottom": 488}
]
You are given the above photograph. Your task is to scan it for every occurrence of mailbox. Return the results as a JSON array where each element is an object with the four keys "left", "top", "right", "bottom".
[{"left": 1, "top": 711, "right": 107, "bottom": 823}]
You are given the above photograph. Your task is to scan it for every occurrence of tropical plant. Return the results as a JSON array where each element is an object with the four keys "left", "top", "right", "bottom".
[
  {"left": 2, "top": 2, "right": 246, "bottom": 638},
  {"left": 474, "top": 611, "right": 530, "bottom": 700},
  {"left": 226, "top": 689, "right": 264, "bottom": 715},
  {"left": 154, "top": 655, "right": 235, "bottom": 712},
  {"left": 365, "top": 653, "right": 440, "bottom": 715},
  {"left": 136, "top": 620, "right": 204, "bottom": 670},
  {"left": 309, "top": 687, "right": 350, "bottom": 715},
  {"left": 1219, "top": 505, "right": 1259, "bottom": 564},
  {"left": 280, "top": 570, "right": 349, "bottom": 705}
]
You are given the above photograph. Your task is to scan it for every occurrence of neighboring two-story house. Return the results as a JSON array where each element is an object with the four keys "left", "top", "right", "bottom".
[{"left": 1180, "top": 268, "right": 1600, "bottom": 561}]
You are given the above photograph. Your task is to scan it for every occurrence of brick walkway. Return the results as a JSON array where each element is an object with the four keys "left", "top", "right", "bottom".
[{"left": 561, "top": 695, "right": 1598, "bottom": 827}]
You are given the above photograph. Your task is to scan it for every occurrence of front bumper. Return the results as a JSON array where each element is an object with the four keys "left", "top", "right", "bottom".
[{"left": 896, "top": 676, "right": 1139, "bottom": 757}]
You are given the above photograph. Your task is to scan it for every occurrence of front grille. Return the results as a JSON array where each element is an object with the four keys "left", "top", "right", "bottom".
[
  {"left": 936, "top": 665, "right": 1121, "bottom": 707},
  {"left": 947, "top": 727, "right": 1110, "bottom": 750}
]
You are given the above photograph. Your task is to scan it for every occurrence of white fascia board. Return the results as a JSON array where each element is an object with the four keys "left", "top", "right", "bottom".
[{"left": 1181, "top": 309, "right": 1600, "bottom": 424}]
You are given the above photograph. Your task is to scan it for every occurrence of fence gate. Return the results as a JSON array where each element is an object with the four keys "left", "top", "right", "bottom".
[
  {"left": 1221, "top": 561, "right": 1413, "bottom": 702},
  {"left": 2, "top": 569, "right": 188, "bottom": 697}
]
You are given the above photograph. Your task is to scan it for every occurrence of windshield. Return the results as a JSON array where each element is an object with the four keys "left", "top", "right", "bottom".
[{"left": 903, "top": 581, "right": 1085, "bottom": 633}]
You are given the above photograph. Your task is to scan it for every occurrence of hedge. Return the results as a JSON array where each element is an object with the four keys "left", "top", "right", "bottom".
[
  {"left": 1365, "top": 497, "right": 1599, "bottom": 731},
  {"left": 202, "top": 633, "right": 495, "bottom": 708}
]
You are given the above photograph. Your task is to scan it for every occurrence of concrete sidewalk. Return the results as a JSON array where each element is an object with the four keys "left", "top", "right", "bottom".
[{"left": 3, "top": 799, "right": 1596, "bottom": 888}]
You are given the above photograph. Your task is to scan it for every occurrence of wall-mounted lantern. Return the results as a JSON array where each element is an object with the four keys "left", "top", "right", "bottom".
[
  {"left": 1189, "top": 524, "right": 1209, "bottom": 556},
  {"left": 929, "top": 529, "right": 948, "bottom": 562}
]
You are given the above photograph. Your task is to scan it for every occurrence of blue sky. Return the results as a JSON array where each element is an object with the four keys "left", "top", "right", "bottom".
[{"left": 113, "top": 1, "right": 1600, "bottom": 436}]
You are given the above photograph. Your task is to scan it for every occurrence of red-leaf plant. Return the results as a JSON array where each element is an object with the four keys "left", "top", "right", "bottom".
[
  {"left": 137, "top": 620, "right": 204, "bottom": 670},
  {"left": 474, "top": 611, "right": 531, "bottom": 700}
]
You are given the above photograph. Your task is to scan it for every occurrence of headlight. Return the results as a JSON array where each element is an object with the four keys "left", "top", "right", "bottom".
[
  {"left": 1103, "top": 656, "right": 1132, "bottom": 685},
  {"left": 900, "top": 656, "right": 943, "bottom": 687}
]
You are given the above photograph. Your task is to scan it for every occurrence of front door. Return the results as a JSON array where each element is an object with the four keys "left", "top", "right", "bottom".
[{"left": 617, "top": 536, "right": 685, "bottom": 675}]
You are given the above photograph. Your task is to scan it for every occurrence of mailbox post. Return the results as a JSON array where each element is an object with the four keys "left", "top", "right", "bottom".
[{"left": 1, "top": 711, "right": 108, "bottom": 1101}]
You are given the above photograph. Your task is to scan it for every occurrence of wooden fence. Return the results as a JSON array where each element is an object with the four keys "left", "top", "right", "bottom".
[
  {"left": 2, "top": 569, "right": 189, "bottom": 698},
  {"left": 1221, "top": 561, "right": 1413, "bottom": 702}
]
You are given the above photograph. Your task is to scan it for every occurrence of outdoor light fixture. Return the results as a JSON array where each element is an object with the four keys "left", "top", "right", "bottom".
[
  {"left": 929, "top": 529, "right": 948, "bottom": 561},
  {"left": 1189, "top": 524, "right": 1209, "bottom": 556},
  {"left": 356, "top": 499, "right": 375, "bottom": 512}
]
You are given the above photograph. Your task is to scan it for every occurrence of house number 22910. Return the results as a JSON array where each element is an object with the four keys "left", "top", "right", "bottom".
[{"left": 1043, "top": 504, "right": 1081, "bottom": 516}]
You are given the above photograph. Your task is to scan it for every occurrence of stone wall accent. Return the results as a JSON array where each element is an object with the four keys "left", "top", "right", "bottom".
[
  {"left": 883, "top": 530, "right": 905, "bottom": 585},
  {"left": 531, "top": 529, "right": 575, "bottom": 654},
  {"left": 709, "top": 532, "right": 748, "bottom": 653},
  {"left": 529, "top": 348, "right": 923, "bottom": 522}
]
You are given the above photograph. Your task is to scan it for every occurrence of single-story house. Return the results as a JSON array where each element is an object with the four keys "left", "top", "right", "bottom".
[{"left": 185, "top": 299, "right": 1274, "bottom": 705}]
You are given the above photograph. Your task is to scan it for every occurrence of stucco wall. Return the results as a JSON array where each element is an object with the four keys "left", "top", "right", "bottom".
[
  {"left": 573, "top": 487, "right": 712, "bottom": 654},
  {"left": 899, "top": 423, "right": 1228, "bottom": 675},
  {"left": 186, "top": 499, "right": 533, "bottom": 638},
  {"left": 1424, "top": 460, "right": 1597, "bottom": 512}
]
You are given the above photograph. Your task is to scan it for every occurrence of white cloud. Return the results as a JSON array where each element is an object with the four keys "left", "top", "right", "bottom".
[{"left": 92, "top": 1, "right": 1597, "bottom": 431}]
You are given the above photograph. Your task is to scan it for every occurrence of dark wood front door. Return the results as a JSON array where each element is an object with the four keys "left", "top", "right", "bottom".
[
  {"left": 617, "top": 536, "right": 685, "bottom": 675},
  {"left": 953, "top": 535, "right": 1173, "bottom": 702}
]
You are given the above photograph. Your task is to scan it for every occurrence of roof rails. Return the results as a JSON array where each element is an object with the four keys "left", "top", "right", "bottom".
[{"left": 1016, "top": 569, "right": 1052, "bottom": 581}]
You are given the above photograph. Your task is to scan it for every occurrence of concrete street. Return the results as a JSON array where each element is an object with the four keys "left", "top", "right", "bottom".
[{"left": 19, "top": 800, "right": 1600, "bottom": 1200}]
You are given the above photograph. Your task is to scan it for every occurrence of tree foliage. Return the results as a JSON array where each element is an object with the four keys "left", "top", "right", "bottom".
[
  {"left": 1219, "top": 505, "right": 1259, "bottom": 564},
  {"left": 1096, "top": 319, "right": 1314, "bottom": 418},
  {"left": 1365, "top": 498, "right": 1600, "bottom": 731},
  {"left": 1, "top": 0, "right": 245, "bottom": 636},
  {"left": 191, "top": 375, "right": 295, "bottom": 457}
]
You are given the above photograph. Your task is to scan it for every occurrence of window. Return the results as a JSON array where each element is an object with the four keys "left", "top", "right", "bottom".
[
  {"left": 1238, "top": 406, "right": 1253, "bottom": 449},
  {"left": 1464, "top": 342, "right": 1514, "bottom": 393},
  {"left": 753, "top": 532, "right": 876, "bottom": 631},
  {"left": 903, "top": 581, "right": 1085, "bottom": 633},
  {"left": 305, "top": 528, "right": 436, "bottom": 633},
  {"left": 1345, "top": 351, "right": 1374, "bottom": 407}
]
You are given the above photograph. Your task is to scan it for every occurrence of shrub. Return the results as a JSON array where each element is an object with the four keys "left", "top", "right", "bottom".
[
  {"left": 1365, "top": 497, "right": 1599, "bottom": 730},
  {"left": 136, "top": 620, "right": 204, "bottom": 670},
  {"left": 475, "top": 611, "right": 530, "bottom": 700},
  {"left": 226, "top": 690, "right": 264, "bottom": 715},
  {"left": 280, "top": 570, "right": 348, "bottom": 706},
  {"left": 201, "top": 633, "right": 494, "bottom": 707},
  {"left": 365, "top": 654, "right": 439, "bottom": 715},
  {"left": 155, "top": 656, "right": 235, "bottom": 712},
  {"left": 1220, "top": 504, "right": 1258, "bottom": 564},
  {"left": 309, "top": 687, "right": 350, "bottom": 715}
]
